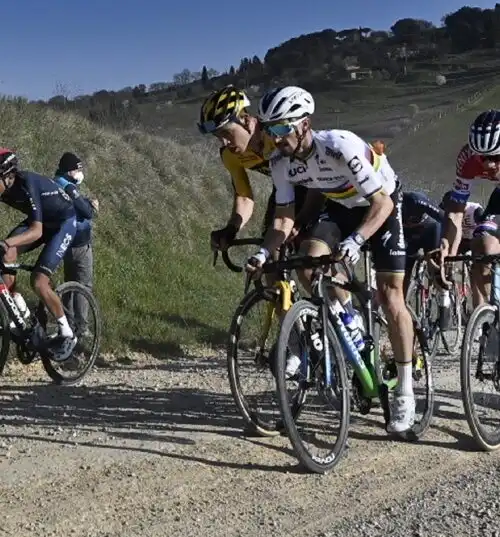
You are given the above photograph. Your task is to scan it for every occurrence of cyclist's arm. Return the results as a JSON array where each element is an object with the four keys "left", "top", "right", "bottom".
[
  {"left": 55, "top": 177, "right": 93, "bottom": 220},
  {"left": 5, "top": 183, "right": 43, "bottom": 248},
  {"left": 230, "top": 195, "right": 254, "bottom": 231},
  {"left": 221, "top": 149, "right": 255, "bottom": 232},
  {"left": 339, "top": 142, "right": 393, "bottom": 241},
  {"left": 415, "top": 194, "right": 443, "bottom": 222},
  {"left": 442, "top": 177, "right": 470, "bottom": 255}
]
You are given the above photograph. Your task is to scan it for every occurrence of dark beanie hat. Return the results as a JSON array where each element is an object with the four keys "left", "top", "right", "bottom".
[{"left": 57, "top": 152, "right": 83, "bottom": 175}]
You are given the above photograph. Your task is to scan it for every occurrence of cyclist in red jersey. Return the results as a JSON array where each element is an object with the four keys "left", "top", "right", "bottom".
[{"left": 440, "top": 110, "right": 500, "bottom": 307}]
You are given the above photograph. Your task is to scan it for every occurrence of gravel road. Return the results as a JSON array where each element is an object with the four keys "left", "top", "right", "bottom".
[{"left": 0, "top": 346, "right": 498, "bottom": 537}]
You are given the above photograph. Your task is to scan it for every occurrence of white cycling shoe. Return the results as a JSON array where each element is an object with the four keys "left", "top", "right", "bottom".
[
  {"left": 48, "top": 335, "right": 78, "bottom": 362},
  {"left": 387, "top": 394, "right": 416, "bottom": 434}
]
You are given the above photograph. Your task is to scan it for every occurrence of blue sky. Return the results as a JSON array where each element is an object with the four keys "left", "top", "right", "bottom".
[{"left": 2, "top": 0, "right": 496, "bottom": 100}]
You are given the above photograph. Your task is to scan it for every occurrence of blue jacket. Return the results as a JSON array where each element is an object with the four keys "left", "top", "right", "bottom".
[{"left": 54, "top": 175, "right": 95, "bottom": 247}]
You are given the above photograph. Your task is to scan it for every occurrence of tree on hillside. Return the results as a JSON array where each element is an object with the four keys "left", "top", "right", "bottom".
[
  {"left": 201, "top": 66, "right": 209, "bottom": 89},
  {"left": 131, "top": 84, "right": 147, "bottom": 100},
  {"left": 173, "top": 69, "right": 193, "bottom": 85},
  {"left": 391, "top": 18, "right": 434, "bottom": 45},
  {"left": 149, "top": 82, "right": 172, "bottom": 92},
  {"left": 444, "top": 6, "right": 492, "bottom": 51}
]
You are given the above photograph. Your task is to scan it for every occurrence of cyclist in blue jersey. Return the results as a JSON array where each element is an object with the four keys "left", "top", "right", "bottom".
[
  {"left": 402, "top": 191, "right": 444, "bottom": 293},
  {"left": 0, "top": 149, "right": 78, "bottom": 361}
]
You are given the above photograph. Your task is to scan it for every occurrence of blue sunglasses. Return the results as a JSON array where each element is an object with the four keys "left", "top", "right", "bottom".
[{"left": 262, "top": 122, "right": 296, "bottom": 137}]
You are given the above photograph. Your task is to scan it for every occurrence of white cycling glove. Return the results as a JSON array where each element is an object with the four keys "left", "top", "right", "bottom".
[
  {"left": 338, "top": 232, "right": 365, "bottom": 265},
  {"left": 247, "top": 247, "right": 270, "bottom": 268}
]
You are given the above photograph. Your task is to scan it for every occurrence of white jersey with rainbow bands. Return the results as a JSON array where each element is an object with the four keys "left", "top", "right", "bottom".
[{"left": 271, "top": 129, "right": 398, "bottom": 208}]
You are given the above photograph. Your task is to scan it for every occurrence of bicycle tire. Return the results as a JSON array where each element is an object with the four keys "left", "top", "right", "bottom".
[
  {"left": 461, "top": 303, "right": 500, "bottom": 451},
  {"left": 275, "top": 300, "right": 350, "bottom": 474},
  {"left": 439, "top": 281, "right": 462, "bottom": 356},
  {"left": 227, "top": 287, "right": 282, "bottom": 437},
  {"left": 41, "top": 282, "right": 101, "bottom": 385},
  {"left": 0, "top": 300, "right": 11, "bottom": 375}
]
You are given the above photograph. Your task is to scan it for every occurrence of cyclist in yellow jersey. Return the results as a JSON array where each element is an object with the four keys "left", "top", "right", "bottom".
[{"left": 198, "top": 85, "right": 313, "bottom": 250}]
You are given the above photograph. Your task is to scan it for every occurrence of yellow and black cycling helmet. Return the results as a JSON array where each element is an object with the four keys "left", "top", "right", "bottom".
[{"left": 198, "top": 85, "right": 251, "bottom": 134}]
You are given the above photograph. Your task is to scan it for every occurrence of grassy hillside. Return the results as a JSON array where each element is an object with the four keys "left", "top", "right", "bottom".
[
  {"left": 0, "top": 98, "right": 271, "bottom": 357},
  {"left": 0, "top": 79, "right": 497, "bottom": 358}
]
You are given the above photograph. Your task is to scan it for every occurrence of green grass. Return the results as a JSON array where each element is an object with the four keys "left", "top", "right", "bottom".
[
  {"left": 0, "top": 77, "right": 498, "bottom": 359},
  {"left": 0, "top": 98, "right": 271, "bottom": 357}
]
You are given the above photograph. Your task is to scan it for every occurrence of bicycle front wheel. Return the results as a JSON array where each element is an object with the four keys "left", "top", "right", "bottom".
[
  {"left": 227, "top": 287, "right": 283, "bottom": 436},
  {"left": 41, "top": 282, "right": 101, "bottom": 385},
  {"left": 275, "top": 300, "right": 350, "bottom": 474},
  {"left": 461, "top": 303, "right": 500, "bottom": 450}
]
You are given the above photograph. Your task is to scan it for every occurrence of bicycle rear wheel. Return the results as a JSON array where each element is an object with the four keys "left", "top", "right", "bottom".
[
  {"left": 227, "top": 287, "right": 282, "bottom": 436},
  {"left": 40, "top": 282, "right": 101, "bottom": 385},
  {"left": 275, "top": 300, "right": 350, "bottom": 474}
]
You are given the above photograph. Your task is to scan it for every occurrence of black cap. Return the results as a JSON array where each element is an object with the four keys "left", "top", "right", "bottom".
[{"left": 57, "top": 152, "right": 82, "bottom": 175}]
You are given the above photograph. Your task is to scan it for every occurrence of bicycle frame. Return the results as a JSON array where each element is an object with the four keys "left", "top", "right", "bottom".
[
  {"left": 0, "top": 261, "right": 37, "bottom": 334},
  {"left": 312, "top": 250, "right": 398, "bottom": 399},
  {"left": 0, "top": 277, "right": 28, "bottom": 332}
]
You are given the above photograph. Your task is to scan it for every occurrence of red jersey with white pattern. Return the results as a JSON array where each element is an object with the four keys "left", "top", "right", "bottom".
[{"left": 452, "top": 144, "right": 499, "bottom": 203}]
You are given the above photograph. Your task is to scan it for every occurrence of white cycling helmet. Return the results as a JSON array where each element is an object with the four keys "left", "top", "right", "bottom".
[
  {"left": 469, "top": 110, "right": 500, "bottom": 156},
  {"left": 258, "top": 86, "right": 315, "bottom": 123}
]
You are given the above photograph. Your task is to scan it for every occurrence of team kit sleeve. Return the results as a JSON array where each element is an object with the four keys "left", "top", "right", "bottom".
[
  {"left": 414, "top": 193, "right": 443, "bottom": 222},
  {"left": 23, "top": 176, "right": 43, "bottom": 223},
  {"left": 337, "top": 138, "right": 384, "bottom": 199},
  {"left": 220, "top": 148, "right": 253, "bottom": 199}
]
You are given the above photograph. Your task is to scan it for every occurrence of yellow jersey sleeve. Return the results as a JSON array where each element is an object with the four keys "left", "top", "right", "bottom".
[{"left": 220, "top": 148, "right": 254, "bottom": 199}]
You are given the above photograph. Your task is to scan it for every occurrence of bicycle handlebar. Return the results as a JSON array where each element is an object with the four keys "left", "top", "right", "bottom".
[
  {"left": 212, "top": 237, "right": 263, "bottom": 273},
  {"left": 261, "top": 253, "right": 335, "bottom": 274},
  {"left": 444, "top": 253, "right": 500, "bottom": 264}
]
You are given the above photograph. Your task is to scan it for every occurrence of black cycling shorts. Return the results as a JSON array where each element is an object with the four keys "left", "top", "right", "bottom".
[{"left": 307, "top": 187, "right": 406, "bottom": 274}]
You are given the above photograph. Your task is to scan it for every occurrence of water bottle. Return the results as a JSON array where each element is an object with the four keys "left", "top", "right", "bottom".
[
  {"left": 340, "top": 311, "right": 365, "bottom": 351},
  {"left": 438, "top": 289, "right": 451, "bottom": 329},
  {"left": 438, "top": 289, "right": 450, "bottom": 308}
]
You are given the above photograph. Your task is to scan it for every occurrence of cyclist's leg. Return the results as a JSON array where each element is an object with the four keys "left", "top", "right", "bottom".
[
  {"left": 372, "top": 189, "right": 415, "bottom": 432},
  {"left": 470, "top": 216, "right": 500, "bottom": 307},
  {"left": 403, "top": 234, "right": 419, "bottom": 296},
  {"left": 4, "top": 220, "right": 43, "bottom": 290},
  {"left": 31, "top": 218, "right": 76, "bottom": 342}
]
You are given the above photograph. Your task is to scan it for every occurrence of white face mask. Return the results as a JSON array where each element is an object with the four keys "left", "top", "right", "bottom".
[{"left": 72, "top": 170, "right": 84, "bottom": 185}]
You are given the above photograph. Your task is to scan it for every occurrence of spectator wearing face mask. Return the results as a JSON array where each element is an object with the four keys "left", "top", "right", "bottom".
[{"left": 54, "top": 152, "right": 99, "bottom": 336}]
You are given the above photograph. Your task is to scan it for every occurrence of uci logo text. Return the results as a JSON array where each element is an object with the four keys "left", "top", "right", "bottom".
[{"left": 289, "top": 165, "right": 307, "bottom": 177}]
